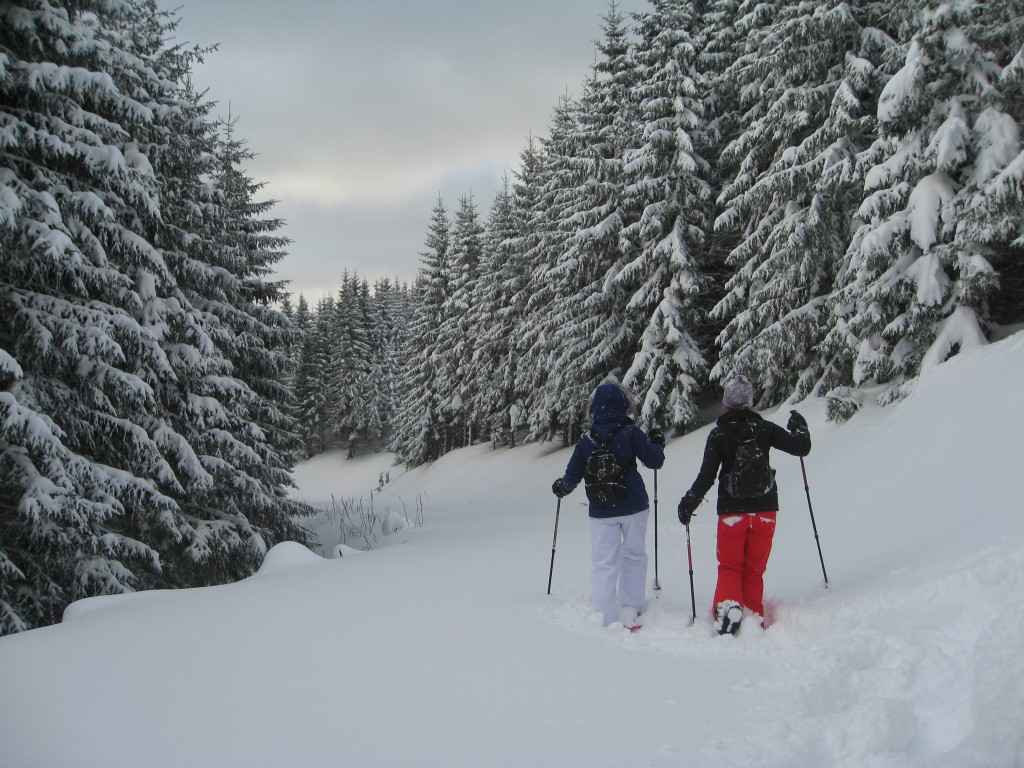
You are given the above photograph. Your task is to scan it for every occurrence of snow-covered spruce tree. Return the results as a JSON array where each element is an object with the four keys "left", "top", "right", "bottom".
[
  {"left": 389, "top": 197, "right": 450, "bottom": 466},
  {"left": 619, "top": 0, "right": 712, "bottom": 432},
  {"left": 289, "top": 294, "right": 321, "bottom": 455},
  {"left": 153, "top": 85, "right": 314, "bottom": 587},
  {"left": 1, "top": 0, "right": 209, "bottom": 632},
  {"left": 539, "top": 5, "right": 641, "bottom": 437},
  {"left": 466, "top": 177, "right": 519, "bottom": 444},
  {"left": 200, "top": 115, "right": 310, "bottom": 564},
  {"left": 698, "top": 0, "right": 745, "bottom": 152},
  {"left": 294, "top": 296, "right": 336, "bottom": 457},
  {"left": 694, "top": 0, "right": 748, "bottom": 353},
  {"left": 823, "top": 2, "right": 1019, "bottom": 409},
  {"left": 0, "top": 0, "right": 183, "bottom": 627},
  {"left": 437, "top": 193, "right": 484, "bottom": 450},
  {"left": 282, "top": 292, "right": 311, "bottom": 387},
  {"left": 494, "top": 138, "right": 547, "bottom": 442},
  {"left": 364, "top": 276, "right": 407, "bottom": 447},
  {"left": 0, "top": 0, "right": 305, "bottom": 633},
  {"left": 513, "top": 99, "right": 589, "bottom": 442},
  {"left": 956, "top": 11, "right": 1024, "bottom": 330},
  {"left": 710, "top": 0, "right": 891, "bottom": 407},
  {"left": 276, "top": 292, "right": 299, "bottom": 381},
  {"left": 290, "top": 328, "right": 319, "bottom": 457},
  {"left": 328, "top": 273, "right": 367, "bottom": 458},
  {"left": 350, "top": 278, "right": 380, "bottom": 446},
  {"left": 294, "top": 293, "right": 312, "bottom": 354}
]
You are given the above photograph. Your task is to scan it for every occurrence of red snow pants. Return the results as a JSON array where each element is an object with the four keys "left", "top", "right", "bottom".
[{"left": 712, "top": 511, "right": 777, "bottom": 620}]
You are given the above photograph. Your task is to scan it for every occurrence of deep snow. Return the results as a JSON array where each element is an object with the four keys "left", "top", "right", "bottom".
[{"left": 1, "top": 333, "right": 1023, "bottom": 767}]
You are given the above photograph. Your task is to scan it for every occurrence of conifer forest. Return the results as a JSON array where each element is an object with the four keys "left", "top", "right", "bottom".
[{"left": 2, "top": 0, "right": 1023, "bottom": 632}]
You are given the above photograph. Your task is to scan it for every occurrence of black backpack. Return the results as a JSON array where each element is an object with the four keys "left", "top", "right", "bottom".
[
  {"left": 724, "top": 422, "right": 775, "bottom": 498},
  {"left": 583, "top": 423, "right": 628, "bottom": 506}
]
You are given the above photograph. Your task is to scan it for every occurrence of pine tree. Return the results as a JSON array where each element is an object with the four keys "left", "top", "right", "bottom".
[
  {"left": 620, "top": 0, "right": 712, "bottom": 431},
  {"left": 291, "top": 294, "right": 312, "bottom": 369},
  {"left": 132, "top": 50, "right": 309, "bottom": 588},
  {"left": 696, "top": 0, "right": 749, "bottom": 357},
  {"left": 956, "top": 8, "right": 1024, "bottom": 329},
  {"left": 364, "top": 277, "right": 405, "bottom": 447},
  {"left": 351, "top": 278, "right": 377, "bottom": 448},
  {"left": 824, "top": 1, "right": 1017, "bottom": 408},
  {"left": 329, "top": 274, "right": 363, "bottom": 458},
  {"left": 499, "top": 139, "right": 547, "bottom": 443},
  {"left": 277, "top": 292, "right": 298, "bottom": 387},
  {"left": 438, "top": 193, "right": 485, "bottom": 448},
  {"left": 709, "top": 1, "right": 888, "bottom": 407},
  {"left": 390, "top": 198, "right": 450, "bottom": 466},
  {"left": 288, "top": 294, "right": 314, "bottom": 451},
  {"left": 513, "top": 99, "right": 588, "bottom": 442},
  {"left": 294, "top": 296, "right": 335, "bottom": 456},
  {"left": 196, "top": 113, "right": 309, "bottom": 571},
  {"left": 467, "top": 177, "right": 519, "bottom": 443},
  {"left": 0, "top": 0, "right": 306, "bottom": 633},
  {"left": 539, "top": 4, "right": 641, "bottom": 437},
  {"left": 698, "top": 0, "right": 745, "bottom": 149}
]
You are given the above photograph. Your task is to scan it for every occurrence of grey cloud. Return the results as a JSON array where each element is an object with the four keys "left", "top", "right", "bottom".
[{"left": 169, "top": 0, "right": 649, "bottom": 297}]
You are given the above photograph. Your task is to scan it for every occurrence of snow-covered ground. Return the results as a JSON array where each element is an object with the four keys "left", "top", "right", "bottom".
[{"left": 2, "top": 332, "right": 1023, "bottom": 768}]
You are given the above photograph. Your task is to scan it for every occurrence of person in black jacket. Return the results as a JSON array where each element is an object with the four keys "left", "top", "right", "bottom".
[
  {"left": 676, "top": 376, "right": 811, "bottom": 635},
  {"left": 552, "top": 382, "right": 665, "bottom": 629}
]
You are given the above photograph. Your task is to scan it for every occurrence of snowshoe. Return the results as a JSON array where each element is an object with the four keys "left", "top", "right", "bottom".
[
  {"left": 622, "top": 608, "right": 643, "bottom": 633},
  {"left": 715, "top": 601, "right": 742, "bottom": 636}
]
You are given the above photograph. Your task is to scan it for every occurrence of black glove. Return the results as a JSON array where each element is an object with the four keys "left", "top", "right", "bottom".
[
  {"left": 787, "top": 410, "right": 808, "bottom": 434},
  {"left": 677, "top": 491, "right": 700, "bottom": 526},
  {"left": 552, "top": 479, "right": 569, "bottom": 498},
  {"left": 648, "top": 428, "right": 665, "bottom": 446}
]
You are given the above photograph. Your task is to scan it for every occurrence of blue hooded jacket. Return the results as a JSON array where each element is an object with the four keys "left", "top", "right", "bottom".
[{"left": 559, "top": 383, "right": 665, "bottom": 518}]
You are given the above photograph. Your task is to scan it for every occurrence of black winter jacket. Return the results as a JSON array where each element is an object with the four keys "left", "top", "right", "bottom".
[{"left": 686, "top": 409, "right": 811, "bottom": 515}]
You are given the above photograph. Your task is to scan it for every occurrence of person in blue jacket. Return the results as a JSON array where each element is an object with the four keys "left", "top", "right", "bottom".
[{"left": 552, "top": 382, "right": 665, "bottom": 629}]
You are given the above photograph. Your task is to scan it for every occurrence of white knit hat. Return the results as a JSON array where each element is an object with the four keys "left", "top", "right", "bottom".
[{"left": 722, "top": 376, "right": 754, "bottom": 409}]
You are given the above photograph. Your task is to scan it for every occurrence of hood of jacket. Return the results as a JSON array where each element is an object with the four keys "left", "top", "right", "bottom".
[{"left": 591, "top": 383, "right": 629, "bottom": 425}]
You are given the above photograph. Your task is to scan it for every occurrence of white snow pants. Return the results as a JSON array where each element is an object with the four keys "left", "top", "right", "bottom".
[{"left": 590, "top": 510, "right": 649, "bottom": 626}]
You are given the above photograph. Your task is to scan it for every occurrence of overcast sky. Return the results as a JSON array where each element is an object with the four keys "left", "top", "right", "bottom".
[{"left": 167, "top": 0, "right": 649, "bottom": 300}]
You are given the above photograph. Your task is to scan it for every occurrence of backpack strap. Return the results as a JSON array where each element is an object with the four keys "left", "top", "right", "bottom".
[
  {"left": 722, "top": 417, "right": 760, "bottom": 444},
  {"left": 590, "top": 421, "right": 626, "bottom": 448}
]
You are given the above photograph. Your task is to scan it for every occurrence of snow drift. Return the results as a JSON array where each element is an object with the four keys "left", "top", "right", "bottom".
[{"left": 1, "top": 332, "right": 1022, "bottom": 767}]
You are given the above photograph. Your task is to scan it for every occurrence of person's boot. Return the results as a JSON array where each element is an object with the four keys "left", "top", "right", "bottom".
[{"left": 714, "top": 600, "right": 742, "bottom": 636}]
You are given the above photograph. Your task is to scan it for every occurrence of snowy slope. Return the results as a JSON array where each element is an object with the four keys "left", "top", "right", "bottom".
[{"left": 1, "top": 333, "right": 1022, "bottom": 768}]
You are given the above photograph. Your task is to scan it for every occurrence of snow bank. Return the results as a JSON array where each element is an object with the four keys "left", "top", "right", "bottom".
[
  {"left": 0, "top": 332, "right": 1021, "bottom": 767},
  {"left": 255, "top": 541, "right": 324, "bottom": 575}
]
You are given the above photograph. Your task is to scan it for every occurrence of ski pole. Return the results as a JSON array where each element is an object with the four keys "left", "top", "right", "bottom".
[
  {"left": 547, "top": 498, "right": 561, "bottom": 595},
  {"left": 685, "top": 522, "right": 696, "bottom": 625},
  {"left": 652, "top": 469, "right": 661, "bottom": 594},
  {"left": 799, "top": 456, "right": 830, "bottom": 589}
]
